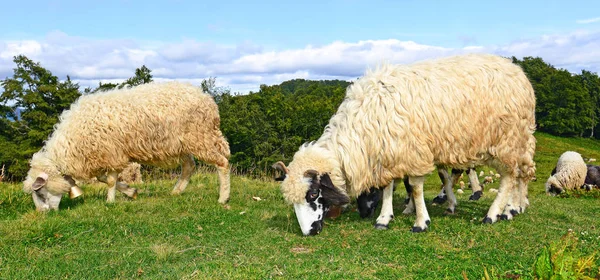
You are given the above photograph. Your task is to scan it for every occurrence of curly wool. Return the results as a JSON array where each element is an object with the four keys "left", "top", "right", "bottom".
[
  {"left": 281, "top": 53, "right": 536, "bottom": 204},
  {"left": 24, "top": 81, "right": 230, "bottom": 195},
  {"left": 545, "top": 151, "right": 587, "bottom": 192}
]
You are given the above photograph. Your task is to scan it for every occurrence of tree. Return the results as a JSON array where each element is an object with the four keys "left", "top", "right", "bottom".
[{"left": 0, "top": 55, "right": 81, "bottom": 179}]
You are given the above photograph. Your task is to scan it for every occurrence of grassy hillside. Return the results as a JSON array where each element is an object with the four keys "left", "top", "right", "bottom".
[{"left": 1, "top": 132, "right": 599, "bottom": 279}]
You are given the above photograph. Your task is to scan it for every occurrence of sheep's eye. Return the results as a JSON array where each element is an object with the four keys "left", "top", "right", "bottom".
[{"left": 307, "top": 189, "right": 319, "bottom": 201}]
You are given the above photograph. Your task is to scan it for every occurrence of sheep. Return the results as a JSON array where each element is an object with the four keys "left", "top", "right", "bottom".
[
  {"left": 22, "top": 81, "right": 231, "bottom": 211},
  {"left": 583, "top": 165, "right": 600, "bottom": 190},
  {"left": 545, "top": 151, "right": 587, "bottom": 195},
  {"left": 275, "top": 53, "right": 536, "bottom": 235}
]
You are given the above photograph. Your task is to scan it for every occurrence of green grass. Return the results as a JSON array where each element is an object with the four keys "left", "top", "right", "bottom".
[{"left": 1, "top": 132, "right": 599, "bottom": 279}]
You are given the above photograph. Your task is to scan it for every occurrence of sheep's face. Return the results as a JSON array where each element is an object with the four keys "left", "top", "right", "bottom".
[
  {"left": 291, "top": 170, "right": 350, "bottom": 236},
  {"left": 544, "top": 180, "right": 563, "bottom": 196},
  {"left": 23, "top": 169, "right": 73, "bottom": 211}
]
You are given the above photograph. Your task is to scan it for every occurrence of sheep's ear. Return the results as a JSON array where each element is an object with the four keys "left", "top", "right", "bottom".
[
  {"left": 318, "top": 173, "right": 350, "bottom": 206},
  {"left": 303, "top": 169, "right": 319, "bottom": 182},
  {"left": 271, "top": 161, "right": 289, "bottom": 181},
  {"left": 32, "top": 177, "right": 47, "bottom": 191}
]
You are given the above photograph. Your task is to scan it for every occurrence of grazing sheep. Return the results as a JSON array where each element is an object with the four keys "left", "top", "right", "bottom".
[
  {"left": 275, "top": 53, "right": 536, "bottom": 235},
  {"left": 583, "top": 164, "right": 600, "bottom": 190},
  {"left": 545, "top": 151, "right": 587, "bottom": 195},
  {"left": 23, "top": 81, "right": 231, "bottom": 211}
]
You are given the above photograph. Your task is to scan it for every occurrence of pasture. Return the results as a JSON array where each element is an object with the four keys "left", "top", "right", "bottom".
[{"left": 1, "top": 132, "right": 599, "bottom": 279}]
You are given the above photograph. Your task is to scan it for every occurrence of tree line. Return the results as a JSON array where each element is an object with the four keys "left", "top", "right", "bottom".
[{"left": 1, "top": 54, "right": 599, "bottom": 181}]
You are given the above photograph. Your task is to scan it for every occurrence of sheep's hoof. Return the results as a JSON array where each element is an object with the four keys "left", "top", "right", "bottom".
[
  {"left": 374, "top": 223, "right": 389, "bottom": 230},
  {"left": 510, "top": 209, "right": 519, "bottom": 216},
  {"left": 469, "top": 191, "right": 483, "bottom": 201},
  {"left": 444, "top": 208, "right": 455, "bottom": 215},
  {"left": 482, "top": 217, "right": 493, "bottom": 224},
  {"left": 432, "top": 195, "right": 447, "bottom": 205},
  {"left": 499, "top": 214, "right": 509, "bottom": 220},
  {"left": 218, "top": 198, "right": 230, "bottom": 204},
  {"left": 411, "top": 226, "right": 427, "bottom": 233}
]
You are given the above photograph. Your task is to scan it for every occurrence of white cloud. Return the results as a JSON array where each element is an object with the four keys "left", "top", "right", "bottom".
[
  {"left": 1, "top": 30, "right": 600, "bottom": 94},
  {"left": 576, "top": 17, "right": 600, "bottom": 24}
]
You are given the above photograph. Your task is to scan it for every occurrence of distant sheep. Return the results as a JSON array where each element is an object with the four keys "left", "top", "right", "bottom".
[
  {"left": 23, "top": 81, "right": 231, "bottom": 211},
  {"left": 545, "top": 151, "right": 587, "bottom": 195},
  {"left": 583, "top": 164, "right": 600, "bottom": 190},
  {"left": 275, "top": 53, "right": 536, "bottom": 235}
]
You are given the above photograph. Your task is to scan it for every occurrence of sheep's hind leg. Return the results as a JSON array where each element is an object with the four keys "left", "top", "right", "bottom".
[
  {"left": 443, "top": 169, "right": 461, "bottom": 214},
  {"left": 172, "top": 154, "right": 196, "bottom": 195},
  {"left": 375, "top": 180, "right": 395, "bottom": 230},
  {"left": 409, "top": 176, "right": 430, "bottom": 232}
]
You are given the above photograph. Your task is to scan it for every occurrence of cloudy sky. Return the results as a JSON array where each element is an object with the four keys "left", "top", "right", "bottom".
[{"left": 1, "top": 0, "right": 600, "bottom": 94}]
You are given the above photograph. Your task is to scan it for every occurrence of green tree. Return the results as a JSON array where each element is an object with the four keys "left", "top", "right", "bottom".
[{"left": 0, "top": 55, "right": 81, "bottom": 179}]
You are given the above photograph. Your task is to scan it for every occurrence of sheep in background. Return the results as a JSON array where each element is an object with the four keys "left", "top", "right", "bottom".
[
  {"left": 583, "top": 164, "right": 600, "bottom": 190},
  {"left": 23, "top": 81, "right": 231, "bottom": 211},
  {"left": 276, "top": 53, "right": 536, "bottom": 235},
  {"left": 545, "top": 151, "right": 587, "bottom": 195}
]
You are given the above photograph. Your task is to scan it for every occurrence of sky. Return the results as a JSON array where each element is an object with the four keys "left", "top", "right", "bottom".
[{"left": 1, "top": 0, "right": 600, "bottom": 94}]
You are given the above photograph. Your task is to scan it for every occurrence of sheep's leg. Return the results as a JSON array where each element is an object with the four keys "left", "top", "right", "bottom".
[
  {"left": 443, "top": 169, "right": 461, "bottom": 214},
  {"left": 402, "top": 177, "right": 415, "bottom": 214},
  {"left": 99, "top": 173, "right": 138, "bottom": 199},
  {"left": 172, "top": 154, "right": 196, "bottom": 195},
  {"left": 105, "top": 171, "right": 119, "bottom": 203},
  {"left": 374, "top": 180, "right": 395, "bottom": 230},
  {"left": 432, "top": 168, "right": 448, "bottom": 205},
  {"left": 467, "top": 168, "right": 483, "bottom": 200},
  {"left": 216, "top": 161, "right": 230, "bottom": 204},
  {"left": 483, "top": 175, "right": 514, "bottom": 224},
  {"left": 116, "top": 182, "right": 138, "bottom": 199},
  {"left": 409, "top": 176, "right": 430, "bottom": 232}
]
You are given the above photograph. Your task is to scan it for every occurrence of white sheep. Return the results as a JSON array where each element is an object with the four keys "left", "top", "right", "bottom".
[
  {"left": 275, "top": 53, "right": 536, "bottom": 235},
  {"left": 545, "top": 151, "right": 587, "bottom": 195},
  {"left": 22, "top": 81, "right": 231, "bottom": 211}
]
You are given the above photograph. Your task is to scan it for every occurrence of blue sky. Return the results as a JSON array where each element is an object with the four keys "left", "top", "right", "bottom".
[{"left": 1, "top": 0, "right": 600, "bottom": 93}]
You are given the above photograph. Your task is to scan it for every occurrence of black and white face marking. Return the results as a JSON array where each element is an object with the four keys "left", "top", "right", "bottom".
[
  {"left": 294, "top": 185, "right": 328, "bottom": 236},
  {"left": 293, "top": 171, "right": 350, "bottom": 236}
]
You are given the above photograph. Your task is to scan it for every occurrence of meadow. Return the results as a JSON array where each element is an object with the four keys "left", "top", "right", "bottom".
[{"left": 1, "top": 132, "right": 599, "bottom": 279}]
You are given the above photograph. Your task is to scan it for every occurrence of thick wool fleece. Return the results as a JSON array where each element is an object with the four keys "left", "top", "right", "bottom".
[
  {"left": 281, "top": 53, "right": 536, "bottom": 204},
  {"left": 24, "top": 81, "right": 230, "bottom": 195},
  {"left": 545, "top": 151, "right": 587, "bottom": 192}
]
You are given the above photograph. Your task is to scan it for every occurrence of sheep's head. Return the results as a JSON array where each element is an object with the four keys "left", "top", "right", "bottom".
[
  {"left": 23, "top": 152, "right": 75, "bottom": 211},
  {"left": 274, "top": 144, "right": 349, "bottom": 236},
  {"left": 544, "top": 176, "right": 563, "bottom": 196}
]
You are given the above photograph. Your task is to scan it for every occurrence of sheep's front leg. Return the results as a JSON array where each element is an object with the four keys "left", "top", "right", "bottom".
[
  {"left": 409, "top": 176, "right": 430, "bottom": 232},
  {"left": 105, "top": 171, "right": 119, "bottom": 203},
  {"left": 116, "top": 182, "right": 138, "bottom": 199},
  {"left": 374, "top": 180, "right": 395, "bottom": 230},
  {"left": 402, "top": 177, "right": 415, "bottom": 214},
  {"left": 432, "top": 168, "right": 448, "bottom": 205},
  {"left": 483, "top": 175, "right": 514, "bottom": 223}
]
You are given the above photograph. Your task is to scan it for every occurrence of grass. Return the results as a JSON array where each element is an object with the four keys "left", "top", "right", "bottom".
[{"left": 1, "top": 132, "right": 599, "bottom": 279}]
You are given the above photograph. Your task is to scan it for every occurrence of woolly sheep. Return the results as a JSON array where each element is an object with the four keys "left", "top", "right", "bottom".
[
  {"left": 545, "top": 151, "right": 587, "bottom": 195},
  {"left": 275, "top": 53, "right": 536, "bottom": 235},
  {"left": 23, "top": 81, "right": 231, "bottom": 211},
  {"left": 583, "top": 164, "right": 600, "bottom": 190}
]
